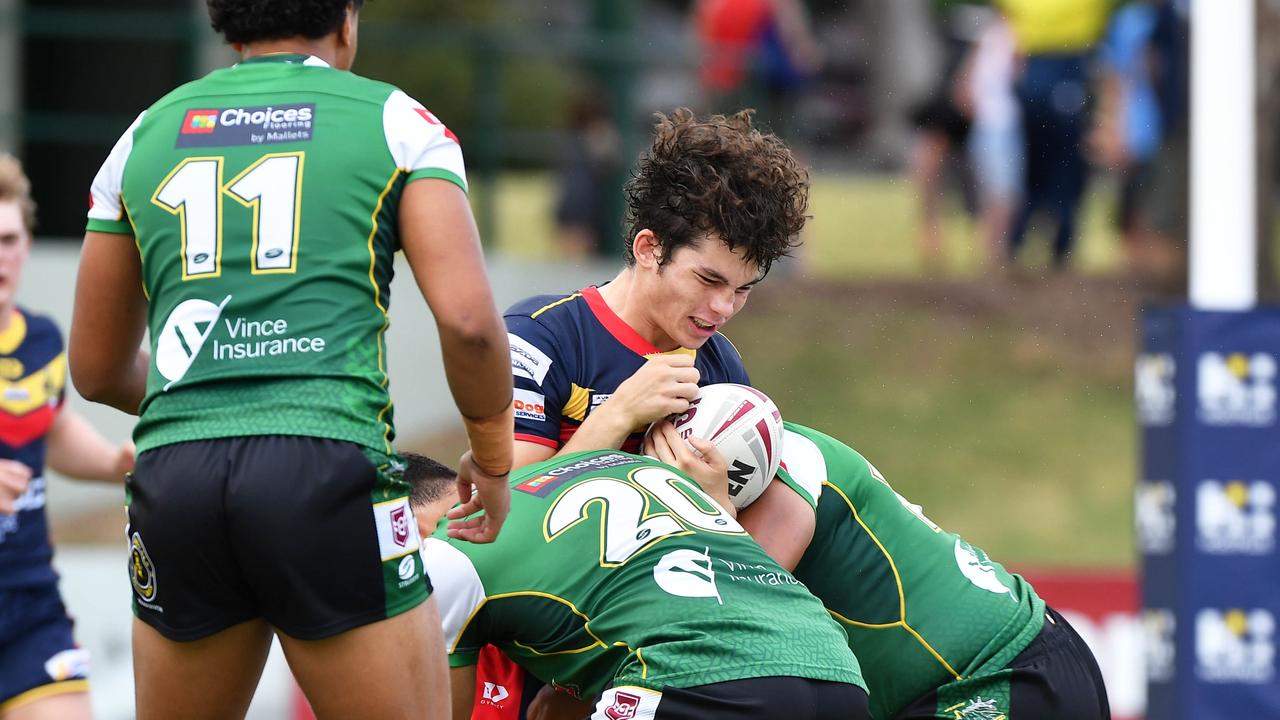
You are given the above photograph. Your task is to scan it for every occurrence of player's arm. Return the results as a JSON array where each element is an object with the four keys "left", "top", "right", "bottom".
[
  {"left": 69, "top": 231, "right": 150, "bottom": 414},
  {"left": 736, "top": 478, "right": 815, "bottom": 571},
  {"left": 45, "top": 408, "right": 134, "bottom": 483},
  {"left": 401, "top": 178, "right": 512, "bottom": 543},
  {"left": 528, "top": 685, "right": 597, "bottom": 720},
  {"left": 449, "top": 665, "right": 477, "bottom": 720},
  {"left": 644, "top": 419, "right": 735, "bottom": 516},
  {"left": 555, "top": 354, "right": 700, "bottom": 456}
]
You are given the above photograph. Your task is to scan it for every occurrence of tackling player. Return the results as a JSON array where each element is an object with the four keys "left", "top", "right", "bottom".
[
  {"left": 68, "top": 2, "right": 512, "bottom": 717},
  {"left": 694, "top": 422, "right": 1112, "bottom": 720},
  {"left": 405, "top": 444, "right": 870, "bottom": 720},
  {"left": 0, "top": 155, "right": 135, "bottom": 720},
  {"left": 485, "top": 108, "right": 810, "bottom": 717}
]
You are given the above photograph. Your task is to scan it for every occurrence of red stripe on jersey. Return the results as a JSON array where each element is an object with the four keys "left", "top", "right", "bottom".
[
  {"left": 0, "top": 404, "right": 58, "bottom": 447},
  {"left": 514, "top": 432, "right": 559, "bottom": 449},
  {"left": 580, "top": 286, "right": 663, "bottom": 357}
]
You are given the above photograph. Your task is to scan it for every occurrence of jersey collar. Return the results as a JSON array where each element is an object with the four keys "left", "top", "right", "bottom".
[
  {"left": 580, "top": 286, "right": 695, "bottom": 359},
  {"left": 0, "top": 309, "right": 27, "bottom": 355},
  {"left": 238, "top": 53, "right": 330, "bottom": 68}
]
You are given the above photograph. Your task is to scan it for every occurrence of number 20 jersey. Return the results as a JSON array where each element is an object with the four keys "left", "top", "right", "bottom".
[
  {"left": 86, "top": 54, "right": 465, "bottom": 454},
  {"left": 422, "top": 450, "right": 864, "bottom": 700}
]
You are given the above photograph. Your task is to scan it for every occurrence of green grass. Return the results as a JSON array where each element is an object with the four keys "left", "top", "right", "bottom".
[{"left": 478, "top": 171, "right": 1129, "bottom": 278}]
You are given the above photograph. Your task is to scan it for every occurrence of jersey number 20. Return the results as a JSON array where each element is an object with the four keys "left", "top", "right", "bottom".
[
  {"left": 151, "top": 152, "right": 304, "bottom": 280},
  {"left": 544, "top": 466, "right": 744, "bottom": 567}
]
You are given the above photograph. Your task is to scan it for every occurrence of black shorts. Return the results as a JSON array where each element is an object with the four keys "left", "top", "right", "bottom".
[
  {"left": 127, "top": 436, "right": 430, "bottom": 641},
  {"left": 894, "top": 606, "right": 1111, "bottom": 719},
  {"left": 596, "top": 676, "right": 870, "bottom": 720}
]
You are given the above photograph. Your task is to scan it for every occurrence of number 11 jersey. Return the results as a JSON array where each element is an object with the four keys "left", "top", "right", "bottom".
[{"left": 86, "top": 53, "right": 464, "bottom": 454}]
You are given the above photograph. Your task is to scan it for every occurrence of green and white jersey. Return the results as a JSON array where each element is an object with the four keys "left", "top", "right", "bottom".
[
  {"left": 421, "top": 450, "right": 863, "bottom": 700},
  {"left": 782, "top": 423, "right": 1046, "bottom": 720},
  {"left": 86, "top": 54, "right": 466, "bottom": 453}
]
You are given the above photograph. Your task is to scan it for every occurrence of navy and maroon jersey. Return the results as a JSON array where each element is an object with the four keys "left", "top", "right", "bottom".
[
  {"left": 504, "top": 286, "right": 749, "bottom": 453},
  {"left": 0, "top": 308, "right": 67, "bottom": 590}
]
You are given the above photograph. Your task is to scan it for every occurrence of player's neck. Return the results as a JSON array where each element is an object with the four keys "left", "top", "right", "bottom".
[
  {"left": 0, "top": 305, "right": 14, "bottom": 333},
  {"left": 239, "top": 39, "right": 338, "bottom": 67},
  {"left": 596, "top": 269, "right": 679, "bottom": 352}
]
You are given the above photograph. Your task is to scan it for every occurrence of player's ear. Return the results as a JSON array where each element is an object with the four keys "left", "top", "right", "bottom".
[{"left": 632, "top": 229, "right": 662, "bottom": 269}]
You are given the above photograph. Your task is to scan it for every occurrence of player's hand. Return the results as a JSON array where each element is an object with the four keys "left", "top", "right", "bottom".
[
  {"left": 112, "top": 441, "right": 136, "bottom": 482},
  {"left": 527, "top": 684, "right": 596, "bottom": 720},
  {"left": 447, "top": 451, "right": 510, "bottom": 544},
  {"left": 644, "top": 420, "right": 735, "bottom": 516},
  {"left": 0, "top": 460, "right": 33, "bottom": 515},
  {"left": 606, "top": 354, "right": 700, "bottom": 427}
]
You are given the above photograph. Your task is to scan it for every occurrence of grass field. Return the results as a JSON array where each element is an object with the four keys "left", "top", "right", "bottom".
[{"left": 411, "top": 172, "right": 1143, "bottom": 570}]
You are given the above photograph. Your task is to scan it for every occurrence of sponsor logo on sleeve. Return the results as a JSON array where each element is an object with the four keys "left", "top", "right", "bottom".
[
  {"left": 1136, "top": 480, "right": 1176, "bottom": 555},
  {"left": 1198, "top": 352, "right": 1276, "bottom": 427},
  {"left": 176, "top": 103, "right": 316, "bottom": 148},
  {"left": 1196, "top": 479, "right": 1275, "bottom": 555},
  {"left": 413, "top": 106, "right": 460, "bottom": 144},
  {"left": 1136, "top": 353, "right": 1176, "bottom": 426},
  {"left": 1196, "top": 608, "right": 1275, "bottom": 683},
  {"left": 514, "top": 388, "right": 547, "bottom": 422},
  {"left": 508, "top": 333, "right": 552, "bottom": 385}
]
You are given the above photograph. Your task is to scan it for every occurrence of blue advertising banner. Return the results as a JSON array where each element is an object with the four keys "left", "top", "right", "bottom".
[{"left": 1138, "top": 307, "right": 1280, "bottom": 719}]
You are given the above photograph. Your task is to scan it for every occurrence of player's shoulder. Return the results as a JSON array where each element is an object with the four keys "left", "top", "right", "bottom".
[
  {"left": 15, "top": 307, "right": 62, "bottom": 342},
  {"left": 505, "top": 291, "right": 588, "bottom": 324},
  {"left": 694, "top": 332, "right": 746, "bottom": 372}
]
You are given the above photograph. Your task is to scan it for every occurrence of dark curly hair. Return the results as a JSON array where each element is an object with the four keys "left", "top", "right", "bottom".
[
  {"left": 623, "top": 108, "right": 809, "bottom": 276},
  {"left": 207, "top": 0, "right": 364, "bottom": 44}
]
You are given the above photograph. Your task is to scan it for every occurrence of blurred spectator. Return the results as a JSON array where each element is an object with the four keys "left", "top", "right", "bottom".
[
  {"left": 955, "top": 6, "right": 1022, "bottom": 269},
  {"left": 907, "top": 0, "right": 986, "bottom": 272},
  {"left": 695, "top": 0, "right": 821, "bottom": 136},
  {"left": 999, "top": 0, "right": 1112, "bottom": 269},
  {"left": 1090, "top": 0, "right": 1164, "bottom": 276},
  {"left": 1142, "top": 0, "right": 1190, "bottom": 285},
  {"left": 554, "top": 91, "right": 621, "bottom": 260}
]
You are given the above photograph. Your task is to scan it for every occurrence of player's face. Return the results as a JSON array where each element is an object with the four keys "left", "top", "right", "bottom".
[
  {"left": 642, "top": 234, "right": 762, "bottom": 350},
  {"left": 0, "top": 202, "right": 31, "bottom": 309}
]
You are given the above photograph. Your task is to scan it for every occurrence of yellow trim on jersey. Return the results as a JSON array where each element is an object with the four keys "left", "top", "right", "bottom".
[
  {"left": 823, "top": 481, "right": 963, "bottom": 680},
  {"left": 0, "top": 679, "right": 90, "bottom": 714},
  {"left": 564, "top": 384, "right": 591, "bottom": 422},
  {"left": 224, "top": 151, "right": 305, "bottom": 276},
  {"left": 367, "top": 169, "right": 402, "bottom": 454},
  {"left": 715, "top": 330, "right": 743, "bottom": 361},
  {"left": 530, "top": 293, "right": 582, "bottom": 320},
  {"left": 450, "top": 590, "right": 609, "bottom": 656},
  {"left": 542, "top": 477, "right": 693, "bottom": 569},
  {"left": 0, "top": 352, "right": 66, "bottom": 415},
  {"left": 646, "top": 347, "right": 696, "bottom": 360},
  {"left": 150, "top": 156, "right": 225, "bottom": 282},
  {"left": 636, "top": 648, "right": 649, "bottom": 679},
  {"left": 0, "top": 309, "right": 27, "bottom": 354}
]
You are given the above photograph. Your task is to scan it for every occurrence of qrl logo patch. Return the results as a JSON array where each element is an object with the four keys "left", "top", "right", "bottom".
[
  {"left": 604, "top": 691, "right": 641, "bottom": 720},
  {"left": 374, "top": 498, "right": 420, "bottom": 560},
  {"left": 390, "top": 505, "right": 409, "bottom": 547}
]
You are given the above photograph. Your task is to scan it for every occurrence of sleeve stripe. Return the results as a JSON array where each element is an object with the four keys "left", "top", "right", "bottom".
[
  {"left": 514, "top": 432, "right": 559, "bottom": 449},
  {"left": 405, "top": 167, "right": 467, "bottom": 193},
  {"left": 85, "top": 218, "right": 135, "bottom": 235}
]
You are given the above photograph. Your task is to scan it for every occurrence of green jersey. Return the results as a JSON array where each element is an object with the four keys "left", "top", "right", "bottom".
[
  {"left": 86, "top": 54, "right": 467, "bottom": 453},
  {"left": 421, "top": 450, "right": 863, "bottom": 699},
  {"left": 781, "top": 423, "right": 1046, "bottom": 719}
]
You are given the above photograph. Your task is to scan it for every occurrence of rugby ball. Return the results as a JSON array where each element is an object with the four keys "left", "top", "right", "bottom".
[{"left": 667, "top": 383, "right": 784, "bottom": 509}]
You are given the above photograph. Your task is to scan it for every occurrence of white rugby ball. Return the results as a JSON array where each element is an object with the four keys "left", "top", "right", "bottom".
[{"left": 667, "top": 383, "right": 784, "bottom": 509}]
